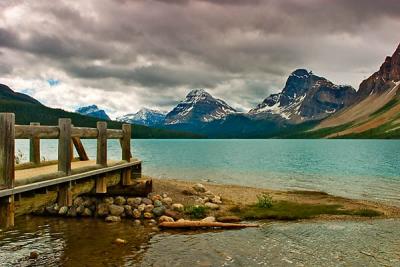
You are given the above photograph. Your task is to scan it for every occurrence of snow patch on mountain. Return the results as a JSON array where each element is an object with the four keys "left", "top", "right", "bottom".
[
  {"left": 117, "top": 108, "right": 167, "bottom": 126},
  {"left": 75, "top": 105, "right": 110, "bottom": 120}
]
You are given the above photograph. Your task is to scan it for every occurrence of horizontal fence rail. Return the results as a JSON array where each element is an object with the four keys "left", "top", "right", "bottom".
[{"left": 0, "top": 113, "right": 134, "bottom": 228}]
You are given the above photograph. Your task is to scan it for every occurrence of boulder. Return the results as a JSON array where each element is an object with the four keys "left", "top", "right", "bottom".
[
  {"left": 193, "top": 183, "right": 206, "bottom": 193},
  {"left": 73, "top": 197, "right": 84, "bottom": 206},
  {"left": 159, "top": 215, "right": 174, "bottom": 223},
  {"left": 114, "top": 196, "right": 126, "bottom": 206},
  {"left": 83, "top": 197, "right": 94, "bottom": 207},
  {"left": 124, "top": 205, "right": 133, "bottom": 217},
  {"left": 132, "top": 209, "right": 141, "bottom": 219},
  {"left": 58, "top": 206, "right": 68, "bottom": 215},
  {"left": 105, "top": 216, "right": 121, "bottom": 222},
  {"left": 205, "top": 202, "right": 219, "bottom": 210},
  {"left": 162, "top": 197, "right": 173, "bottom": 206},
  {"left": 67, "top": 207, "right": 77, "bottom": 217},
  {"left": 172, "top": 203, "right": 184, "bottom": 212},
  {"left": 97, "top": 203, "right": 109, "bottom": 216},
  {"left": 127, "top": 197, "right": 142, "bottom": 207},
  {"left": 76, "top": 205, "right": 85, "bottom": 215},
  {"left": 164, "top": 209, "right": 181, "bottom": 220},
  {"left": 103, "top": 197, "right": 114, "bottom": 205},
  {"left": 142, "top": 198, "right": 153, "bottom": 205},
  {"left": 152, "top": 206, "right": 166, "bottom": 217},
  {"left": 82, "top": 208, "right": 93, "bottom": 217},
  {"left": 109, "top": 204, "right": 125, "bottom": 216}
]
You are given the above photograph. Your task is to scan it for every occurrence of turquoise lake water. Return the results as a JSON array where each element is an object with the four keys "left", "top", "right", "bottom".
[{"left": 16, "top": 139, "right": 400, "bottom": 206}]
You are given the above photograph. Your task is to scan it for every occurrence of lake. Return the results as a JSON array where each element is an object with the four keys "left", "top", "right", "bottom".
[{"left": 2, "top": 139, "right": 399, "bottom": 266}]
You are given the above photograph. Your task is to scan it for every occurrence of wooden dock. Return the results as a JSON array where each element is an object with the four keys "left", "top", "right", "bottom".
[{"left": 0, "top": 113, "right": 147, "bottom": 229}]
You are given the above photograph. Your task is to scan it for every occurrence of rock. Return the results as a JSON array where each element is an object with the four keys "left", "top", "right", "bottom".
[
  {"left": 113, "top": 238, "right": 127, "bottom": 245},
  {"left": 205, "top": 191, "right": 214, "bottom": 196},
  {"left": 195, "top": 198, "right": 206, "bottom": 205},
  {"left": 154, "top": 200, "right": 163, "bottom": 207},
  {"left": 217, "top": 216, "right": 241, "bottom": 223},
  {"left": 127, "top": 197, "right": 142, "bottom": 207},
  {"left": 162, "top": 193, "right": 168, "bottom": 198},
  {"left": 159, "top": 215, "right": 174, "bottom": 223},
  {"left": 143, "top": 212, "right": 153, "bottom": 219},
  {"left": 97, "top": 203, "right": 109, "bottom": 217},
  {"left": 211, "top": 196, "right": 222, "bottom": 204},
  {"left": 132, "top": 209, "right": 141, "bottom": 219},
  {"left": 82, "top": 208, "right": 93, "bottom": 217},
  {"left": 46, "top": 204, "right": 59, "bottom": 215},
  {"left": 162, "top": 197, "right": 173, "bottom": 206},
  {"left": 150, "top": 194, "right": 162, "bottom": 202},
  {"left": 142, "top": 198, "right": 153, "bottom": 205},
  {"left": 152, "top": 206, "right": 166, "bottom": 217},
  {"left": 201, "top": 216, "right": 216, "bottom": 223},
  {"left": 172, "top": 203, "right": 184, "bottom": 212},
  {"left": 138, "top": 204, "right": 146, "bottom": 212},
  {"left": 164, "top": 209, "right": 181, "bottom": 220},
  {"left": 83, "top": 197, "right": 93, "bottom": 207},
  {"left": 205, "top": 202, "right": 219, "bottom": 210},
  {"left": 76, "top": 205, "right": 85, "bottom": 215},
  {"left": 73, "top": 197, "right": 84, "bottom": 206},
  {"left": 105, "top": 216, "right": 121, "bottom": 222},
  {"left": 29, "top": 251, "right": 39, "bottom": 259},
  {"left": 144, "top": 204, "right": 155, "bottom": 213},
  {"left": 124, "top": 205, "right": 133, "bottom": 217},
  {"left": 58, "top": 206, "right": 68, "bottom": 215},
  {"left": 114, "top": 196, "right": 126, "bottom": 206},
  {"left": 177, "top": 218, "right": 187, "bottom": 222},
  {"left": 193, "top": 183, "right": 206, "bottom": 193},
  {"left": 67, "top": 207, "right": 77, "bottom": 217},
  {"left": 133, "top": 219, "right": 141, "bottom": 225},
  {"left": 103, "top": 197, "right": 114, "bottom": 205},
  {"left": 109, "top": 204, "right": 125, "bottom": 216}
]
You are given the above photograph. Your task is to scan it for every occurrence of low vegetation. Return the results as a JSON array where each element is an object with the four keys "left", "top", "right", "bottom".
[{"left": 184, "top": 205, "right": 209, "bottom": 219}]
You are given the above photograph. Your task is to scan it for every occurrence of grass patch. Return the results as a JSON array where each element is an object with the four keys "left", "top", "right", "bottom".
[
  {"left": 289, "top": 190, "right": 329, "bottom": 196},
  {"left": 231, "top": 201, "right": 381, "bottom": 221},
  {"left": 184, "top": 205, "right": 209, "bottom": 219},
  {"left": 256, "top": 193, "right": 273, "bottom": 208}
]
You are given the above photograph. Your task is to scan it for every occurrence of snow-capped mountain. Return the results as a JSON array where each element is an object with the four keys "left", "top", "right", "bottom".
[
  {"left": 75, "top": 105, "right": 110, "bottom": 120},
  {"left": 249, "top": 69, "right": 357, "bottom": 123},
  {"left": 117, "top": 108, "right": 167, "bottom": 126},
  {"left": 164, "top": 89, "right": 237, "bottom": 125}
]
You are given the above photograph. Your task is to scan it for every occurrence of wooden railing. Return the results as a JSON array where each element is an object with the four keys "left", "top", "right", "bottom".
[{"left": 0, "top": 113, "right": 133, "bottom": 227}]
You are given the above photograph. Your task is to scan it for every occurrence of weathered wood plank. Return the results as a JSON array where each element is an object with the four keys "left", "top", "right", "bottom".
[
  {"left": 121, "top": 168, "right": 132, "bottom": 185},
  {"left": 0, "top": 113, "right": 15, "bottom": 228},
  {"left": 15, "top": 125, "right": 59, "bottom": 139},
  {"left": 72, "top": 137, "right": 89, "bottom": 161},
  {"left": 58, "top": 119, "right": 72, "bottom": 175},
  {"left": 121, "top": 124, "right": 132, "bottom": 161},
  {"left": 97, "top": 122, "right": 107, "bottom": 166},
  {"left": 58, "top": 183, "right": 72, "bottom": 207},
  {"left": 71, "top": 127, "right": 98, "bottom": 139},
  {"left": 107, "top": 129, "right": 123, "bottom": 139},
  {"left": 95, "top": 174, "right": 107, "bottom": 193},
  {"left": 29, "top": 122, "right": 41, "bottom": 164}
]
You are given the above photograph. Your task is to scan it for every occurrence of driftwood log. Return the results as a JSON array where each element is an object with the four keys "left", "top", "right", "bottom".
[{"left": 159, "top": 221, "right": 259, "bottom": 229}]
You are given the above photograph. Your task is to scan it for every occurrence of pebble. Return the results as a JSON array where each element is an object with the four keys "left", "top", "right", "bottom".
[
  {"left": 162, "top": 197, "right": 173, "bottom": 206},
  {"left": 105, "top": 216, "right": 121, "bottom": 222},
  {"left": 114, "top": 238, "right": 127, "bottom": 245},
  {"left": 201, "top": 216, "right": 216, "bottom": 223},
  {"left": 109, "top": 204, "right": 125, "bottom": 216},
  {"left": 162, "top": 193, "right": 168, "bottom": 198},
  {"left": 137, "top": 203, "right": 146, "bottom": 212},
  {"left": 172, "top": 203, "right": 184, "bottom": 212},
  {"left": 205, "top": 202, "right": 220, "bottom": 210},
  {"left": 211, "top": 196, "right": 222, "bottom": 204},
  {"left": 132, "top": 209, "right": 141, "bottom": 219},
  {"left": 150, "top": 194, "right": 162, "bottom": 202},
  {"left": 154, "top": 200, "right": 163, "bottom": 207},
  {"left": 114, "top": 196, "right": 126, "bottom": 206},
  {"left": 164, "top": 209, "right": 181, "bottom": 220},
  {"left": 144, "top": 204, "right": 155, "bottom": 212},
  {"left": 133, "top": 219, "right": 141, "bottom": 225},
  {"left": 193, "top": 183, "right": 206, "bottom": 193}
]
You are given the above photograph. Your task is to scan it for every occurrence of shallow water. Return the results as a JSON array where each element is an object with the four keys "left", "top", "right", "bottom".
[
  {"left": 7, "top": 139, "right": 400, "bottom": 266},
  {"left": 1, "top": 217, "right": 399, "bottom": 266}
]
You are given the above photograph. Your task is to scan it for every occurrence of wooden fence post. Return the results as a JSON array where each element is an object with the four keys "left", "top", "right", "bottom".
[
  {"left": 58, "top": 119, "right": 72, "bottom": 206},
  {"left": 121, "top": 124, "right": 131, "bottom": 162},
  {"left": 58, "top": 118, "right": 72, "bottom": 175},
  {"left": 72, "top": 137, "right": 89, "bottom": 161},
  {"left": 0, "top": 113, "right": 15, "bottom": 228},
  {"left": 29, "top": 122, "right": 41, "bottom": 164},
  {"left": 96, "top": 122, "right": 107, "bottom": 193}
]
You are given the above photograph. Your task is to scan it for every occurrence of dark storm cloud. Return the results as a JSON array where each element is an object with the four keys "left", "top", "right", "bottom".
[{"left": 1, "top": 0, "right": 400, "bottom": 115}]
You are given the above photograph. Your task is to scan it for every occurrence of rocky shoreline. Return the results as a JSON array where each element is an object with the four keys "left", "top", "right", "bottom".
[{"left": 36, "top": 183, "right": 232, "bottom": 226}]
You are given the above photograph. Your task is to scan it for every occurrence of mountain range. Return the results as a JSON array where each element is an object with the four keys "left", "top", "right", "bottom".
[{"left": 2, "top": 43, "right": 400, "bottom": 139}]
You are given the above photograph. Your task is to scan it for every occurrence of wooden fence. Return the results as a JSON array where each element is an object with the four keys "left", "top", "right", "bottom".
[{"left": 0, "top": 113, "right": 133, "bottom": 228}]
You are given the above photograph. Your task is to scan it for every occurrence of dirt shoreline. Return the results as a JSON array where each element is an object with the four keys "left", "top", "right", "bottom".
[{"left": 149, "top": 176, "right": 400, "bottom": 220}]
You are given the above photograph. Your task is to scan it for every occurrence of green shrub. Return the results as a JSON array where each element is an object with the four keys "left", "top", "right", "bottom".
[{"left": 256, "top": 192, "right": 273, "bottom": 208}]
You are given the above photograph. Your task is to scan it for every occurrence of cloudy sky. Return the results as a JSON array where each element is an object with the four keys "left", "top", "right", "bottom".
[{"left": 0, "top": 0, "right": 399, "bottom": 118}]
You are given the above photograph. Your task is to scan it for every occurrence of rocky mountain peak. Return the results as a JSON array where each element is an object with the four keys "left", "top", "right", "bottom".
[
  {"left": 117, "top": 108, "right": 166, "bottom": 126},
  {"left": 76, "top": 105, "right": 110, "bottom": 120},
  {"left": 357, "top": 43, "right": 400, "bottom": 99}
]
